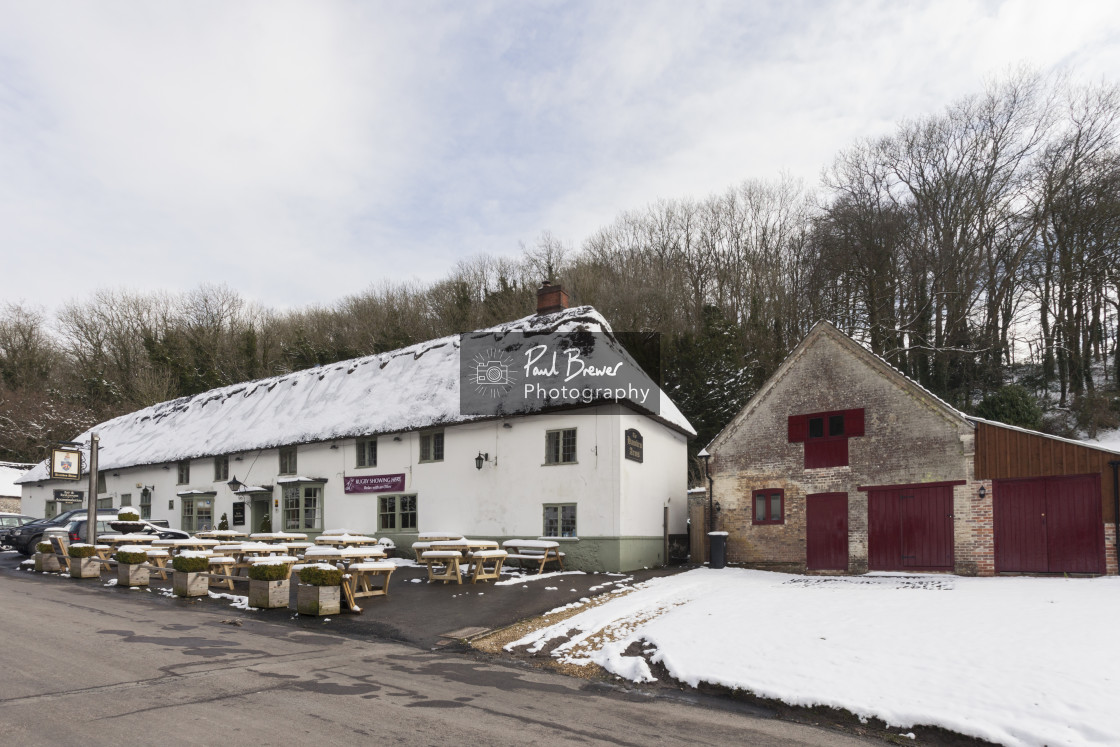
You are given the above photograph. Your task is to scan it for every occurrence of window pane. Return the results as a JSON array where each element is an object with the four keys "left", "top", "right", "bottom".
[
  {"left": 561, "top": 505, "right": 576, "bottom": 537},
  {"left": 562, "top": 429, "right": 576, "bottom": 463},
  {"left": 546, "top": 432, "right": 559, "bottom": 464},
  {"left": 808, "top": 418, "right": 824, "bottom": 439},
  {"left": 379, "top": 496, "right": 396, "bottom": 530},
  {"left": 400, "top": 495, "right": 417, "bottom": 529},
  {"left": 283, "top": 486, "right": 300, "bottom": 530},
  {"left": 303, "top": 488, "right": 320, "bottom": 530},
  {"left": 769, "top": 493, "right": 782, "bottom": 521},
  {"left": 829, "top": 414, "right": 844, "bottom": 437},
  {"left": 755, "top": 495, "right": 766, "bottom": 522},
  {"left": 120, "top": 493, "right": 132, "bottom": 507},
  {"left": 140, "top": 489, "right": 151, "bottom": 520},
  {"left": 432, "top": 432, "right": 444, "bottom": 461},
  {"left": 543, "top": 505, "right": 558, "bottom": 536}
]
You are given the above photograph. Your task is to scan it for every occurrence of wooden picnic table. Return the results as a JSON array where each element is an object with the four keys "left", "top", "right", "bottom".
[
  {"left": 501, "top": 540, "right": 565, "bottom": 574},
  {"left": 196, "top": 530, "right": 248, "bottom": 539},
  {"left": 421, "top": 550, "right": 462, "bottom": 584},
  {"left": 313, "top": 533, "right": 377, "bottom": 547},
  {"left": 466, "top": 549, "right": 508, "bottom": 584},
  {"left": 99, "top": 534, "right": 158, "bottom": 546},
  {"left": 416, "top": 532, "right": 464, "bottom": 542},
  {"left": 249, "top": 532, "right": 308, "bottom": 542},
  {"left": 152, "top": 538, "right": 221, "bottom": 554}
]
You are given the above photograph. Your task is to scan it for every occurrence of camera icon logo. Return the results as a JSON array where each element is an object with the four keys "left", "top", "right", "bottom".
[{"left": 471, "top": 349, "right": 515, "bottom": 398}]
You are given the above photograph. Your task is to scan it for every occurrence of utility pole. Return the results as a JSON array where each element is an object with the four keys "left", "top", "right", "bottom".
[{"left": 87, "top": 433, "right": 99, "bottom": 546}]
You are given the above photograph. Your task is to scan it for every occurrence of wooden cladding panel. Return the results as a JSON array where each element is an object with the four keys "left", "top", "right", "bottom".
[{"left": 974, "top": 422, "right": 1118, "bottom": 522}]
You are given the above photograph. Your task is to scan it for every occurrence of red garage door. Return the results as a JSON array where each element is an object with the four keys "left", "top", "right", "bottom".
[
  {"left": 806, "top": 492, "right": 848, "bottom": 571},
  {"left": 994, "top": 474, "right": 1105, "bottom": 574},
  {"left": 868, "top": 484, "right": 954, "bottom": 571}
]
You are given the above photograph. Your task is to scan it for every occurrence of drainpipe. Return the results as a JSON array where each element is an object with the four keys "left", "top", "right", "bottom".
[{"left": 1109, "top": 461, "right": 1120, "bottom": 573}]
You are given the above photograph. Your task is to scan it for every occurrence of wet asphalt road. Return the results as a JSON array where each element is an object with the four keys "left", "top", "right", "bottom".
[{"left": 0, "top": 551, "right": 875, "bottom": 745}]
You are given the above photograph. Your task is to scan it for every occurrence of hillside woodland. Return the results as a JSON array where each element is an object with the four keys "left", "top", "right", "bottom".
[{"left": 3, "top": 72, "right": 1119, "bottom": 482}]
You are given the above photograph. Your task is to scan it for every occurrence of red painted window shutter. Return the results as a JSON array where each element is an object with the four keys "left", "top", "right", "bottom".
[
  {"left": 788, "top": 415, "right": 807, "bottom": 443},
  {"left": 845, "top": 408, "right": 865, "bottom": 437},
  {"left": 805, "top": 439, "right": 848, "bottom": 469}
]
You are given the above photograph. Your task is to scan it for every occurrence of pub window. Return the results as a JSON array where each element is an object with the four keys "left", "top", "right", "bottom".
[
  {"left": 181, "top": 496, "right": 214, "bottom": 533},
  {"left": 356, "top": 438, "right": 378, "bottom": 468},
  {"left": 96, "top": 471, "right": 107, "bottom": 493},
  {"left": 279, "top": 446, "right": 297, "bottom": 475},
  {"left": 545, "top": 428, "right": 577, "bottom": 465},
  {"left": 96, "top": 496, "right": 113, "bottom": 510},
  {"left": 419, "top": 431, "right": 444, "bottom": 463},
  {"left": 140, "top": 488, "right": 152, "bottom": 520},
  {"left": 120, "top": 492, "right": 132, "bottom": 507},
  {"left": 752, "top": 489, "right": 784, "bottom": 525},
  {"left": 543, "top": 503, "right": 577, "bottom": 537},
  {"left": 214, "top": 455, "right": 229, "bottom": 482},
  {"left": 282, "top": 484, "right": 322, "bottom": 531},
  {"left": 378, "top": 494, "right": 418, "bottom": 532},
  {"left": 177, "top": 460, "right": 190, "bottom": 485}
]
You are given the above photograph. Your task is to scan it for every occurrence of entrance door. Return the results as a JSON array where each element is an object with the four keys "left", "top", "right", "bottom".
[
  {"left": 806, "top": 492, "right": 848, "bottom": 571},
  {"left": 251, "top": 497, "right": 269, "bottom": 532},
  {"left": 995, "top": 475, "right": 1104, "bottom": 574},
  {"left": 868, "top": 484, "right": 954, "bottom": 571}
]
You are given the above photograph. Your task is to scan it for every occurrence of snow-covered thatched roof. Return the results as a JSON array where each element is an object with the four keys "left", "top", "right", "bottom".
[{"left": 19, "top": 306, "right": 693, "bottom": 483}]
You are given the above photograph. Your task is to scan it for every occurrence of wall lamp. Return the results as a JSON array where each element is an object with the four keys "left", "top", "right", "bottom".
[
  {"left": 978, "top": 486, "right": 987, "bottom": 499},
  {"left": 475, "top": 452, "right": 490, "bottom": 470}
]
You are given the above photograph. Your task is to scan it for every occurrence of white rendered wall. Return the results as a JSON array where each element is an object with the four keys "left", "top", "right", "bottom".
[{"left": 617, "top": 411, "right": 689, "bottom": 537}]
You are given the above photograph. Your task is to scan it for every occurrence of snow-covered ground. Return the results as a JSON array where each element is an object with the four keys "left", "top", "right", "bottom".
[{"left": 508, "top": 568, "right": 1120, "bottom": 746}]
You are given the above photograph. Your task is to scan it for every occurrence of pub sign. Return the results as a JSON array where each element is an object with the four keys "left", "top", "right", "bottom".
[
  {"left": 625, "top": 428, "right": 644, "bottom": 463},
  {"left": 50, "top": 448, "right": 82, "bottom": 481}
]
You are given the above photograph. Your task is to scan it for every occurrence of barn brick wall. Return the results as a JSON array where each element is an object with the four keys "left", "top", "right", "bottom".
[
  {"left": 1106, "top": 524, "right": 1118, "bottom": 576},
  {"left": 0, "top": 496, "right": 20, "bottom": 513},
  {"left": 711, "top": 328, "right": 986, "bottom": 575}
]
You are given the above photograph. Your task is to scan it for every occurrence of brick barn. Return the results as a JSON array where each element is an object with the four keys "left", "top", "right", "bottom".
[{"left": 704, "top": 321, "right": 1120, "bottom": 576}]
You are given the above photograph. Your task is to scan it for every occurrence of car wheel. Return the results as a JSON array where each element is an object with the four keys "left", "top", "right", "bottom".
[{"left": 19, "top": 534, "right": 42, "bottom": 556}]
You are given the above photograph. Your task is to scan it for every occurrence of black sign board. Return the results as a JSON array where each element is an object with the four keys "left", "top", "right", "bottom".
[
  {"left": 53, "top": 489, "right": 84, "bottom": 503},
  {"left": 232, "top": 502, "right": 246, "bottom": 526},
  {"left": 625, "top": 428, "right": 644, "bottom": 463}
]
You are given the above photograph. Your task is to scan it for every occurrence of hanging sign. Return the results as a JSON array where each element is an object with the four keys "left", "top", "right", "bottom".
[
  {"left": 344, "top": 473, "right": 406, "bottom": 494},
  {"left": 232, "top": 502, "right": 246, "bottom": 526},
  {"left": 50, "top": 448, "right": 83, "bottom": 480},
  {"left": 625, "top": 428, "right": 644, "bottom": 463}
]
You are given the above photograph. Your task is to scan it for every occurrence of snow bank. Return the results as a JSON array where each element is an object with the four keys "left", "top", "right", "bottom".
[{"left": 508, "top": 568, "right": 1120, "bottom": 746}]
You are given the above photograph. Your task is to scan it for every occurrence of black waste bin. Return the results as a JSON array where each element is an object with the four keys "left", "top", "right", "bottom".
[{"left": 708, "top": 531, "right": 727, "bottom": 569}]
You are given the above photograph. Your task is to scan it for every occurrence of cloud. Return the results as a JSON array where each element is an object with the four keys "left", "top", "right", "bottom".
[{"left": 0, "top": 0, "right": 1117, "bottom": 312}]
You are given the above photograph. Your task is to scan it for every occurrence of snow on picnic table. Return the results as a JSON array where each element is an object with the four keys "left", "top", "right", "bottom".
[{"left": 507, "top": 568, "right": 1120, "bottom": 746}]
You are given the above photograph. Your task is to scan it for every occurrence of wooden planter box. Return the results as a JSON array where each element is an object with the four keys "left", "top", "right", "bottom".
[
  {"left": 34, "top": 553, "right": 62, "bottom": 573},
  {"left": 70, "top": 557, "right": 101, "bottom": 579},
  {"left": 296, "top": 584, "right": 340, "bottom": 616},
  {"left": 118, "top": 563, "right": 150, "bottom": 587},
  {"left": 173, "top": 571, "right": 209, "bottom": 597},
  {"left": 249, "top": 579, "right": 290, "bottom": 609}
]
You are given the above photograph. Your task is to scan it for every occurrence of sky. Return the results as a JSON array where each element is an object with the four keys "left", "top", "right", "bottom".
[{"left": 1, "top": 0, "right": 1119, "bottom": 314}]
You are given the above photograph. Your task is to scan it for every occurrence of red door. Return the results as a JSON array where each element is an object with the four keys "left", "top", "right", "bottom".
[
  {"left": 868, "top": 485, "right": 954, "bottom": 571},
  {"left": 806, "top": 492, "right": 848, "bottom": 571},
  {"left": 995, "top": 475, "right": 1104, "bottom": 574}
]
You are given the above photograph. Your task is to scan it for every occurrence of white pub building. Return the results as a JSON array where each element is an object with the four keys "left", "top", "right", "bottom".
[{"left": 18, "top": 286, "right": 694, "bottom": 571}]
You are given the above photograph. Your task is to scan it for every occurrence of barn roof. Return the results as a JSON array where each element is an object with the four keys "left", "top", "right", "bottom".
[{"left": 19, "top": 306, "right": 693, "bottom": 483}]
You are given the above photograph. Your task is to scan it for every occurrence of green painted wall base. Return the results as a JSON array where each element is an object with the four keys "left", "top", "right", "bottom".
[{"left": 381, "top": 534, "right": 667, "bottom": 573}]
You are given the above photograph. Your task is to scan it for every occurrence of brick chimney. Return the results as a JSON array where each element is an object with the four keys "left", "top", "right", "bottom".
[{"left": 536, "top": 280, "right": 569, "bottom": 315}]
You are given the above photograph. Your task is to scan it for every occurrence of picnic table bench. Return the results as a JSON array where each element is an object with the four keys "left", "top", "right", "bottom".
[
  {"left": 421, "top": 550, "right": 463, "bottom": 584},
  {"left": 467, "top": 549, "right": 508, "bottom": 584},
  {"left": 502, "top": 540, "right": 565, "bottom": 574}
]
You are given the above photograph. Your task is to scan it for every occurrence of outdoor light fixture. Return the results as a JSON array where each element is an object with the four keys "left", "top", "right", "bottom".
[
  {"left": 329, "top": 443, "right": 339, "bottom": 450},
  {"left": 502, "top": 422, "right": 512, "bottom": 429},
  {"left": 162, "top": 464, "right": 170, "bottom": 470},
  {"left": 475, "top": 452, "right": 489, "bottom": 470},
  {"left": 978, "top": 486, "right": 987, "bottom": 499},
  {"left": 227, "top": 477, "right": 242, "bottom": 491},
  {"left": 112, "top": 472, "right": 120, "bottom": 477},
  {"left": 393, "top": 436, "right": 402, "bottom": 442}
]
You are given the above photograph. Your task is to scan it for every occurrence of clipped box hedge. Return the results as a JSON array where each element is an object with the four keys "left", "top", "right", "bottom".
[
  {"left": 299, "top": 565, "right": 342, "bottom": 587},
  {"left": 36, "top": 542, "right": 54, "bottom": 554},
  {"left": 117, "top": 509, "right": 141, "bottom": 521},
  {"left": 116, "top": 550, "right": 148, "bottom": 565},
  {"left": 248, "top": 563, "right": 289, "bottom": 582},
  {"left": 171, "top": 555, "right": 210, "bottom": 573},
  {"left": 68, "top": 545, "right": 97, "bottom": 559}
]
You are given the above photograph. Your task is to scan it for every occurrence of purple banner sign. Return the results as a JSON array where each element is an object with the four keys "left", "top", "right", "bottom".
[{"left": 344, "top": 473, "right": 406, "bottom": 494}]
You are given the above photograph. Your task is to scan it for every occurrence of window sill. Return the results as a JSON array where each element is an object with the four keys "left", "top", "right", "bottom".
[
  {"left": 541, "top": 461, "right": 578, "bottom": 467},
  {"left": 353, "top": 465, "right": 379, "bottom": 470},
  {"left": 751, "top": 521, "right": 785, "bottom": 526},
  {"left": 539, "top": 536, "right": 580, "bottom": 542}
]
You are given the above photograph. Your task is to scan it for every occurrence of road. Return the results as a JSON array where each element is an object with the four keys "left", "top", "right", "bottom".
[{"left": 0, "top": 562, "right": 873, "bottom": 746}]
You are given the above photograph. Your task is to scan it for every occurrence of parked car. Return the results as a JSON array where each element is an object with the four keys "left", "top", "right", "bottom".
[
  {"left": 10, "top": 509, "right": 90, "bottom": 555},
  {"left": 0, "top": 513, "right": 37, "bottom": 548},
  {"left": 67, "top": 515, "right": 184, "bottom": 544}
]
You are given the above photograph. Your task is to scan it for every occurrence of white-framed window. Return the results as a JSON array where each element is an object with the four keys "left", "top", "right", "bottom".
[
  {"left": 181, "top": 496, "right": 214, "bottom": 533},
  {"left": 543, "top": 503, "right": 577, "bottom": 537},
  {"left": 378, "top": 494, "right": 417, "bottom": 532},
  {"left": 356, "top": 438, "right": 377, "bottom": 468},
  {"left": 96, "top": 496, "right": 113, "bottom": 510},
  {"left": 214, "top": 455, "right": 229, "bottom": 482},
  {"left": 419, "top": 431, "right": 444, "bottom": 463},
  {"left": 120, "top": 492, "right": 132, "bottom": 507},
  {"left": 279, "top": 446, "right": 297, "bottom": 475},
  {"left": 177, "top": 460, "right": 190, "bottom": 485},
  {"left": 140, "top": 488, "right": 152, "bottom": 520},
  {"left": 282, "top": 484, "right": 322, "bottom": 531},
  {"left": 96, "top": 471, "right": 107, "bottom": 493},
  {"left": 545, "top": 428, "right": 577, "bottom": 465}
]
